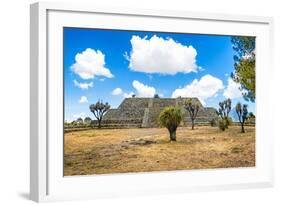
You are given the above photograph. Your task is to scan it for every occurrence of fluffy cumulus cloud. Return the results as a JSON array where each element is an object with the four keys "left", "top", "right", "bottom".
[
  {"left": 111, "top": 87, "right": 123, "bottom": 95},
  {"left": 123, "top": 92, "right": 134, "bottom": 98},
  {"left": 132, "top": 80, "right": 156, "bottom": 97},
  {"left": 127, "top": 35, "right": 199, "bottom": 75},
  {"left": 73, "top": 79, "right": 93, "bottom": 90},
  {"left": 71, "top": 48, "right": 114, "bottom": 79},
  {"left": 171, "top": 74, "right": 224, "bottom": 105},
  {"left": 79, "top": 96, "right": 88, "bottom": 103},
  {"left": 223, "top": 78, "right": 243, "bottom": 99}
]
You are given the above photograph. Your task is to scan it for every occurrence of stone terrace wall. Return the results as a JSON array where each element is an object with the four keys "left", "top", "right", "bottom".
[
  {"left": 118, "top": 98, "right": 149, "bottom": 109},
  {"left": 100, "top": 97, "right": 218, "bottom": 128}
]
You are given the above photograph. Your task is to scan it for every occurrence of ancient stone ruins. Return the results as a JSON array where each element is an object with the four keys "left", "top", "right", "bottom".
[{"left": 96, "top": 97, "right": 218, "bottom": 128}]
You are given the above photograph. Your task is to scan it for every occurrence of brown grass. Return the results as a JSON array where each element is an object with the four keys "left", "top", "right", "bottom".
[{"left": 64, "top": 126, "right": 255, "bottom": 176}]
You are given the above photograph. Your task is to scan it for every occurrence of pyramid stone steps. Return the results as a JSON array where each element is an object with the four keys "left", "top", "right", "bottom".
[{"left": 100, "top": 97, "right": 218, "bottom": 128}]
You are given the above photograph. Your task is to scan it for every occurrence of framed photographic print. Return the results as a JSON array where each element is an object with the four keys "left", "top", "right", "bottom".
[{"left": 30, "top": 2, "right": 274, "bottom": 202}]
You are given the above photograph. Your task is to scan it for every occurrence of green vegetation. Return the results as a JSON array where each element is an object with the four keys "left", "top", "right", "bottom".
[
  {"left": 84, "top": 117, "right": 92, "bottom": 125},
  {"left": 76, "top": 117, "right": 83, "bottom": 124},
  {"left": 89, "top": 100, "right": 110, "bottom": 128},
  {"left": 231, "top": 36, "right": 255, "bottom": 102},
  {"left": 218, "top": 119, "right": 226, "bottom": 131},
  {"left": 236, "top": 102, "right": 248, "bottom": 133},
  {"left": 216, "top": 99, "right": 232, "bottom": 131},
  {"left": 209, "top": 119, "right": 217, "bottom": 127},
  {"left": 159, "top": 106, "right": 183, "bottom": 141},
  {"left": 184, "top": 99, "right": 200, "bottom": 130}
]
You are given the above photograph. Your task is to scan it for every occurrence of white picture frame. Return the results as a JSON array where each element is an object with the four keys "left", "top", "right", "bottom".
[{"left": 30, "top": 2, "right": 274, "bottom": 202}]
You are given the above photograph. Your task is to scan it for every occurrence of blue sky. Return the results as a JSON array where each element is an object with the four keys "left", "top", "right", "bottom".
[{"left": 64, "top": 27, "right": 255, "bottom": 122}]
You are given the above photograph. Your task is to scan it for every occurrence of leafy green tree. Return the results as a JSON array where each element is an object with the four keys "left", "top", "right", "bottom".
[
  {"left": 247, "top": 112, "right": 255, "bottom": 124},
  {"left": 71, "top": 120, "right": 77, "bottom": 127},
  {"left": 84, "top": 117, "right": 92, "bottom": 125},
  {"left": 89, "top": 101, "right": 110, "bottom": 128},
  {"left": 159, "top": 106, "right": 183, "bottom": 141},
  {"left": 231, "top": 36, "right": 255, "bottom": 102},
  {"left": 76, "top": 117, "right": 83, "bottom": 124},
  {"left": 235, "top": 102, "right": 248, "bottom": 133},
  {"left": 248, "top": 112, "right": 255, "bottom": 118},
  {"left": 216, "top": 99, "right": 232, "bottom": 130},
  {"left": 184, "top": 99, "right": 200, "bottom": 130}
]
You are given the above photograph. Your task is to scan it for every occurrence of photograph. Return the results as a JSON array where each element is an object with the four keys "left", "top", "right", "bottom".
[{"left": 63, "top": 27, "right": 256, "bottom": 176}]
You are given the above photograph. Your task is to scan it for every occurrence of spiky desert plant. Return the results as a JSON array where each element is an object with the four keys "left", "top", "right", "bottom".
[
  {"left": 89, "top": 100, "right": 110, "bottom": 128},
  {"left": 216, "top": 98, "right": 232, "bottom": 130},
  {"left": 184, "top": 99, "right": 200, "bottom": 130},
  {"left": 159, "top": 106, "right": 183, "bottom": 141},
  {"left": 235, "top": 102, "right": 248, "bottom": 133}
]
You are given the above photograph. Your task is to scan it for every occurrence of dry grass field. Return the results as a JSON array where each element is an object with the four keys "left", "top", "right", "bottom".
[{"left": 64, "top": 126, "right": 255, "bottom": 176}]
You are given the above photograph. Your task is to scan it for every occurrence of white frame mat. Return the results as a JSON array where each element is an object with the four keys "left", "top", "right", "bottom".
[{"left": 30, "top": 2, "right": 274, "bottom": 202}]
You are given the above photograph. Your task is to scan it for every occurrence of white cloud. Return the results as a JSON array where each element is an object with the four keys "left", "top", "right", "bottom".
[
  {"left": 171, "top": 74, "right": 224, "bottom": 105},
  {"left": 132, "top": 80, "right": 156, "bottom": 97},
  {"left": 127, "top": 35, "right": 199, "bottom": 75},
  {"left": 223, "top": 78, "right": 243, "bottom": 99},
  {"left": 71, "top": 48, "right": 114, "bottom": 79},
  {"left": 123, "top": 92, "right": 134, "bottom": 98},
  {"left": 111, "top": 88, "right": 123, "bottom": 95},
  {"left": 110, "top": 81, "right": 156, "bottom": 98},
  {"left": 73, "top": 79, "right": 93, "bottom": 90},
  {"left": 79, "top": 96, "right": 88, "bottom": 103}
]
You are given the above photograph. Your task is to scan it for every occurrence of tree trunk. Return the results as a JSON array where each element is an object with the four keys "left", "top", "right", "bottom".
[
  {"left": 191, "top": 120, "right": 194, "bottom": 130},
  {"left": 225, "top": 117, "right": 228, "bottom": 129},
  {"left": 169, "top": 129, "right": 177, "bottom": 141},
  {"left": 241, "top": 123, "right": 245, "bottom": 133},
  {"left": 98, "top": 119, "right": 101, "bottom": 128}
]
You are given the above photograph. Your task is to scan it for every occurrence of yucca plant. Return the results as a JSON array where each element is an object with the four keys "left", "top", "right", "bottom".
[
  {"left": 159, "top": 106, "right": 183, "bottom": 141},
  {"left": 235, "top": 102, "right": 248, "bottom": 133}
]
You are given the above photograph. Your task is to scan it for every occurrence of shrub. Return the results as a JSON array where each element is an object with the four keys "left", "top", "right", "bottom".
[
  {"left": 159, "top": 106, "right": 183, "bottom": 141},
  {"left": 225, "top": 116, "right": 233, "bottom": 127},
  {"left": 210, "top": 119, "right": 217, "bottom": 127},
  {"left": 216, "top": 99, "right": 232, "bottom": 130},
  {"left": 218, "top": 119, "right": 226, "bottom": 131}
]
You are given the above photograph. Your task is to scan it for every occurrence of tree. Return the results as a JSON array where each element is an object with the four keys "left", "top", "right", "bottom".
[
  {"left": 231, "top": 36, "right": 255, "bottom": 102},
  {"left": 247, "top": 112, "right": 255, "bottom": 124},
  {"left": 71, "top": 120, "right": 77, "bottom": 127},
  {"left": 84, "top": 117, "right": 92, "bottom": 125},
  {"left": 76, "top": 117, "right": 83, "bottom": 124},
  {"left": 235, "top": 102, "right": 248, "bottom": 133},
  {"left": 184, "top": 99, "right": 200, "bottom": 130},
  {"left": 159, "top": 106, "right": 183, "bottom": 141},
  {"left": 89, "top": 101, "right": 110, "bottom": 128},
  {"left": 154, "top": 94, "right": 160, "bottom": 98},
  {"left": 216, "top": 99, "right": 232, "bottom": 130},
  {"left": 248, "top": 112, "right": 255, "bottom": 118}
]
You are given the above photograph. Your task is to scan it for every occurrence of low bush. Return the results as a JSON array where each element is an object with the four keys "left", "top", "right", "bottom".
[
  {"left": 210, "top": 119, "right": 217, "bottom": 127},
  {"left": 225, "top": 116, "right": 233, "bottom": 127},
  {"left": 218, "top": 119, "right": 226, "bottom": 131}
]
